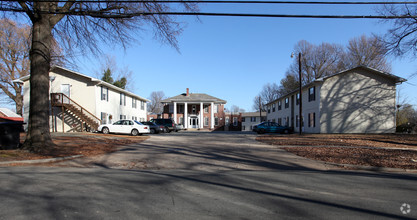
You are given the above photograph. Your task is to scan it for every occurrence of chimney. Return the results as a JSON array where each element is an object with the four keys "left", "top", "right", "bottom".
[{"left": 186, "top": 88, "right": 189, "bottom": 96}]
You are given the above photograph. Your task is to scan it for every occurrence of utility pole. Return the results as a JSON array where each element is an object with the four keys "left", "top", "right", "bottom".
[
  {"left": 259, "top": 96, "right": 262, "bottom": 122},
  {"left": 298, "top": 52, "right": 303, "bottom": 135}
]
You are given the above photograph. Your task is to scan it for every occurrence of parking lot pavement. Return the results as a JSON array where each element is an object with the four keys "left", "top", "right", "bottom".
[{"left": 55, "top": 131, "right": 331, "bottom": 171}]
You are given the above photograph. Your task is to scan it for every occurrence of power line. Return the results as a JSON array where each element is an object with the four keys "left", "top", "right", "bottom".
[
  {"left": 1, "top": 0, "right": 417, "bottom": 4},
  {"left": 95, "top": 11, "right": 417, "bottom": 19},
  {"left": 1, "top": 7, "right": 415, "bottom": 19}
]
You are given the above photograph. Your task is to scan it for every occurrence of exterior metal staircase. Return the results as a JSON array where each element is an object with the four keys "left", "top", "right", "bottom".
[{"left": 50, "top": 93, "right": 101, "bottom": 132}]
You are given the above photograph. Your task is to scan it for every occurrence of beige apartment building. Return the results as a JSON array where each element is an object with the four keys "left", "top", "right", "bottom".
[
  {"left": 20, "top": 66, "right": 149, "bottom": 132},
  {"left": 266, "top": 66, "right": 406, "bottom": 133}
]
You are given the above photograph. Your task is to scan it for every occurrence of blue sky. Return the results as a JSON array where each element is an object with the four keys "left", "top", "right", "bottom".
[
  {"left": 6, "top": 1, "right": 414, "bottom": 112},
  {"left": 75, "top": 2, "right": 417, "bottom": 112}
]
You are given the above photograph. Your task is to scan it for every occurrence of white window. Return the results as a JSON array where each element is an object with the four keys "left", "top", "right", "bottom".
[
  {"left": 204, "top": 105, "right": 209, "bottom": 113},
  {"left": 225, "top": 117, "right": 230, "bottom": 125},
  {"left": 132, "top": 98, "right": 137, "bottom": 108},
  {"left": 101, "top": 86, "right": 108, "bottom": 101},
  {"left": 214, "top": 117, "right": 219, "bottom": 126},
  {"left": 233, "top": 117, "right": 238, "bottom": 126},
  {"left": 214, "top": 104, "right": 218, "bottom": 113},
  {"left": 192, "top": 105, "right": 196, "bottom": 114},
  {"left": 120, "top": 93, "right": 126, "bottom": 106},
  {"left": 251, "top": 117, "right": 256, "bottom": 122},
  {"left": 179, "top": 117, "right": 184, "bottom": 125},
  {"left": 204, "top": 117, "right": 209, "bottom": 126},
  {"left": 141, "top": 101, "right": 145, "bottom": 110},
  {"left": 120, "top": 115, "right": 126, "bottom": 120}
]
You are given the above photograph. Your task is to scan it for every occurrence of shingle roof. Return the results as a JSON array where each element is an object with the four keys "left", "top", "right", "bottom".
[
  {"left": 17, "top": 66, "right": 150, "bottom": 102},
  {"left": 161, "top": 93, "right": 226, "bottom": 104},
  {"left": 0, "top": 108, "right": 23, "bottom": 121},
  {"left": 266, "top": 65, "right": 406, "bottom": 106},
  {"left": 241, "top": 112, "right": 267, "bottom": 117}
]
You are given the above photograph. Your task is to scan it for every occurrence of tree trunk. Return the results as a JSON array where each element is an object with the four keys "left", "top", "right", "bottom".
[{"left": 22, "top": 14, "right": 55, "bottom": 153}]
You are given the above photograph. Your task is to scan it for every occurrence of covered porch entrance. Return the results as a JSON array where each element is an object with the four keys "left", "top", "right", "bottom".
[{"left": 188, "top": 116, "right": 199, "bottom": 129}]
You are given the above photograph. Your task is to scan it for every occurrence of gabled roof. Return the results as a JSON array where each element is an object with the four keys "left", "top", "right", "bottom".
[
  {"left": 17, "top": 66, "right": 150, "bottom": 102},
  {"left": 161, "top": 93, "right": 227, "bottom": 104},
  {"left": 0, "top": 108, "right": 23, "bottom": 122},
  {"left": 266, "top": 65, "right": 407, "bottom": 106},
  {"left": 241, "top": 112, "right": 267, "bottom": 117},
  {"left": 321, "top": 65, "right": 406, "bottom": 83}
]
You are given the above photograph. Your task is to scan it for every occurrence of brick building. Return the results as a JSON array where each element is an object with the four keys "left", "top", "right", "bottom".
[{"left": 159, "top": 89, "right": 229, "bottom": 130}]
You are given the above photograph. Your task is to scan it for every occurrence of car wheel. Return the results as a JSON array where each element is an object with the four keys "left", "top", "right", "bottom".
[
  {"left": 150, "top": 129, "right": 156, "bottom": 134},
  {"left": 131, "top": 129, "right": 139, "bottom": 136},
  {"left": 164, "top": 127, "right": 170, "bottom": 133},
  {"left": 102, "top": 127, "right": 109, "bottom": 134},
  {"left": 258, "top": 129, "right": 265, "bottom": 134}
]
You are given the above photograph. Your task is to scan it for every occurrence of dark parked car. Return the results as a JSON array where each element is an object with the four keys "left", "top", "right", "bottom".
[
  {"left": 252, "top": 122, "right": 292, "bottom": 134},
  {"left": 141, "top": 121, "right": 165, "bottom": 134},
  {"left": 149, "top": 118, "right": 177, "bottom": 133}
]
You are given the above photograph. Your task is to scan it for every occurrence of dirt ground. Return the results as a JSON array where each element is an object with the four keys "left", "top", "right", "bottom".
[
  {"left": 0, "top": 132, "right": 148, "bottom": 163},
  {"left": 2, "top": 132, "right": 417, "bottom": 170},
  {"left": 257, "top": 134, "right": 417, "bottom": 170}
]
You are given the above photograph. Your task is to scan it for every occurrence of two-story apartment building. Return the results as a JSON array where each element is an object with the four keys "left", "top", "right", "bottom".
[
  {"left": 160, "top": 89, "right": 227, "bottom": 130},
  {"left": 266, "top": 66, "right": 406, "bottom": 133},
  {"left": 20, "top": 66, "right": 149, "bottom": 132},
  {"left": 241, "top": 112, "right": 266, "bottom": 131}
]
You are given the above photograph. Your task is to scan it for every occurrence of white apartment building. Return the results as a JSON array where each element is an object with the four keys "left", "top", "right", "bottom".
[
  {"left": 241, "top": 112, "right": 266, "bottom": 131},
  {"left": 266, "top": 66, "right": 406, "bottom": 133}
]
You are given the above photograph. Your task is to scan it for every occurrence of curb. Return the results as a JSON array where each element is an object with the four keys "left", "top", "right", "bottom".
[
  {"left": 0, "top": 155, "right": 84, "bottom": 165},
  {"left": 324, "top": 162, "right": 417, "bottom": 173}
]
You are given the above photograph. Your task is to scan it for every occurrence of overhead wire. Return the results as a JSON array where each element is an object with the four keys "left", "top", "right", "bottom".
[
  {"left": 1, "top": 0, "right": 417, "bottom": 4},
  {"left": 1, "top": 0, "right": 416, "bottom": 19}
]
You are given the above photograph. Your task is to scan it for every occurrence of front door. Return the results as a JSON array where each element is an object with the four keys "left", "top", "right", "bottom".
[
  {"left": 189, "top": 117, "right": 199, "bottom": 128},
  {"left": 61, "top": 84, "right": 71, "bottom": 104}
]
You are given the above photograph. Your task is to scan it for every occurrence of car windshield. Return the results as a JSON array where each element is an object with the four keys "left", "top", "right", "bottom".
[{"left": 134, "top": 120, "right": 143, "bottom": 125}]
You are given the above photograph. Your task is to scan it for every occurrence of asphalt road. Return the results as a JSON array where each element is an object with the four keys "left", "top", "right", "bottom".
[{"left": 0, "top": 132, "right": 416, "bottom": 219}]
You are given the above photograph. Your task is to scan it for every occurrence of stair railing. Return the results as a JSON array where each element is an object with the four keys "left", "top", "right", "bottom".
[{"left": 51, "top": 93, "right": 101, "bottom": 128}]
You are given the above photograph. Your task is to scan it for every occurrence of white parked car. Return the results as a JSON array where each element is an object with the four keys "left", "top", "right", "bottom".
[{"left": 98, "top": 120, "right": 150, "bottom": 136}]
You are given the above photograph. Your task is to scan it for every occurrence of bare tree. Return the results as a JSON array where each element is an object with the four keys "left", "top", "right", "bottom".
[
  {"left": 148, "top": 91, "right": 166, "bottom": 114},
  {"left": 287, "top": 40, "right": 344, "bottom": 85},
  {"left": 0, "top": 1, "right": 198, "bottom": 152},
  {"left": 0, "top": 18, "right": 30, "bottom": 116},
  {"left": 229, "top": 105, "right": 245, "bottom": 113},
  {"left": 252, "top": 83, "right": 279, "bottom": 111},
  {"left": 345, "top": 35, "right": 391, "bottom": 72},
  {"left": 282, "top": 37, "right": 391, "bottom": 95},
  {"left": 378, "top": 3, "right": 417, "bottom": 56}
]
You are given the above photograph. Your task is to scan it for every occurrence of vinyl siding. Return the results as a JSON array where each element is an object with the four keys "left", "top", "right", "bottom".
[{"left": 319, "top": 69, "right": 396, "bottom": 133}]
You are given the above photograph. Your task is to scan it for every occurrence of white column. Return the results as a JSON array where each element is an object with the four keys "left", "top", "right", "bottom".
[
  {"left": 173, "top": 102, "right": 177, "bottom": 124},
  {"left": 184, "top": 103, "right": 188, "bottom": 129},
  {"left": 200, "top": 102, "right": 204, "bottom": 129},
  {"left": 210, "top": 102, "right": 214, "bottom": 129}
]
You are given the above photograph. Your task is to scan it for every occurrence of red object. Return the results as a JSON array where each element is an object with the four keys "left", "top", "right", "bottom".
[{"left": 0, "top": 116, "right": 23, "bottom": 122}]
